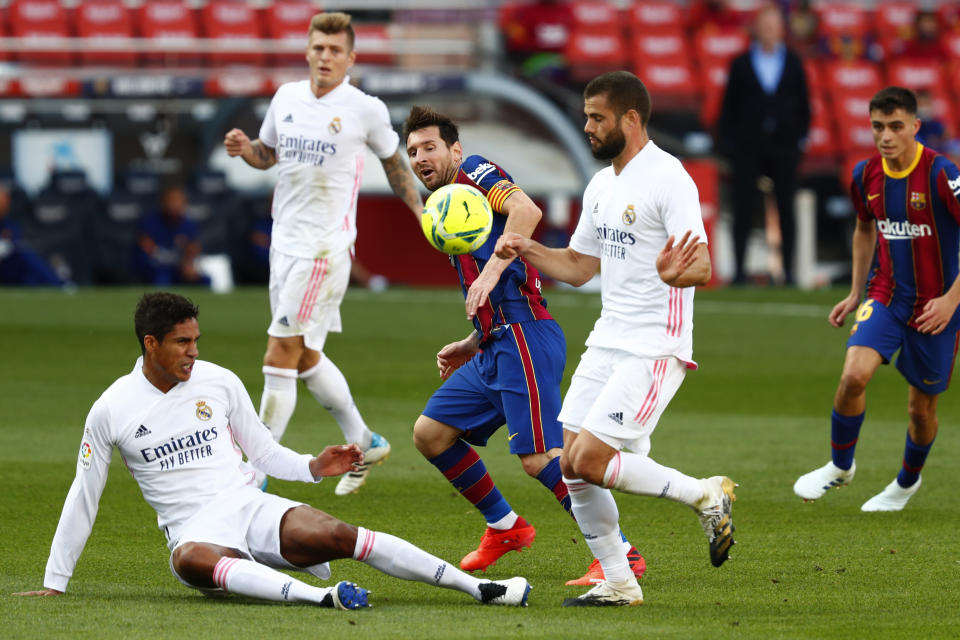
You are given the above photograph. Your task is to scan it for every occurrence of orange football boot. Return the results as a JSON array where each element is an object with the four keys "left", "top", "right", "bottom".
[
  {"left": 460, "top": 517, "right": 536, "bottom": 572},
  {"left": 565, "top": 546, "right": 646, "bottom": 585}
]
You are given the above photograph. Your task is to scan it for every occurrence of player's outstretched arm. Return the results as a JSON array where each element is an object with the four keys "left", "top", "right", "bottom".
[
  {"left": 656, "top": 231, "right": 711, "bottom": 288},
  {"left": 224, "top": 129, "right": 277, "bottom": 170},
  {"left": 380, "top": 149, "right": 423, "bottom": 219},
  {"left": 495, "top": 232, "right": 599, "bottom": 286},
  {"left": 13, "top": 589, "right": 62, "bottom": 597},
  {"left": 308, "top": 444, "right": 365, "bottom": 479}
]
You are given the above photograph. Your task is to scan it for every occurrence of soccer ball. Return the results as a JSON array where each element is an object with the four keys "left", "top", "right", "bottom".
[{"left": 420, "top": 184, "right": 493, "bottom": 255}]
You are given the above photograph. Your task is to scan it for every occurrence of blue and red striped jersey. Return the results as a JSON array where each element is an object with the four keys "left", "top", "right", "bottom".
[
  {"left": 450, "top": 154, "right": 553, "bottom": 342},
  {"left": 850, "top": 143, "right": 960, "bottom": 327}
]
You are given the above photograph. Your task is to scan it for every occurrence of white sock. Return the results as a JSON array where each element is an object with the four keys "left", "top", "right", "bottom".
[
  {"left": 602, "top": 451, "right": 704, "bottom": 506},
  {"left": 564, "top": 476, "right": 631, "bottom": 584},
  {"left": 213, "top": 557, "right": 331, "bottom": 604},
  {"left": 353, "top": 527, "right": 484, "bottom": 601},
  {"left": 488, "top": 511, "right": 519, "bottom": 530},
  {"left": 259, "top": 366, "right": 298, "bottom": 442},
  {"left": 300, "top": 356, "right": 372, "bottom": 448}
]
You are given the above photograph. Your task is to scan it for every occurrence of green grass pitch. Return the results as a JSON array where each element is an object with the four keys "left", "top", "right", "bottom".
[{"left": 1, "top": 285, "right": 958, "bottom": 639}]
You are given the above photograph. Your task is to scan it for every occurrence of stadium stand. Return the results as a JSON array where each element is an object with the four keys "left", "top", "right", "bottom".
[
  {"left": 8, "top": 0, "right": 72, "bottom": 65},
  {"left": 74, "top": 0, "right": 138, "bottom": 67},
  {"left": 200, "top": 1, "right": 266, "bottom": 66},
  {"left": 137, "top": 0, "right": 202, "bottom": 66}
]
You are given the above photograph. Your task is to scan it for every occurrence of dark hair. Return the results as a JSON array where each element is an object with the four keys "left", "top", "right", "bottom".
[
  {"left": 402, "top": 105, "right": 460, "bottom": 146},
  {"left": 134, "top": 292, "right": 199, "bottom": 354},
  {"left": 584, "top": 71, "right": 652, "bottom": 127},
  {"left": 869, "top": 86, "right": 918, "bottom": 116}
]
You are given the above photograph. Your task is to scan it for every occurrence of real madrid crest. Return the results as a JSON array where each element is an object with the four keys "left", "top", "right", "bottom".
[
  {"left": 622, "top": 204, "right": 637, "bottom": 225},
  {"left": 328, "top": 117, "right": 342, "bottom": 134},
  {"left": 910, "top": 191, "right": 927, "bottom": 210},
  {"left": 196, "top": 400, "right": 212, "bottom": 421}
]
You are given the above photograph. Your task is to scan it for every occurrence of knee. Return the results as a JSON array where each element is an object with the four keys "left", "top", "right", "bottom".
[
  {"left": 412, "top": 416, "right": 456, "bottom": 458},
  {"left": 563, "top": 447, "right": 605, "bottom": 486},
  {"left": 837, "top": 369, "right": 870, "bottom": 399},
  {"left": 171, "top": 542, "right": 213, "bottom": 583},
  {"left": 264, "top": 340, "right": 301, "bottom": 369},
  {"left": 559, "top": 452, "right": 577, "bottom": 479},
  {"left": 907, "top": 403, "right": 937, "bottom": 433}
]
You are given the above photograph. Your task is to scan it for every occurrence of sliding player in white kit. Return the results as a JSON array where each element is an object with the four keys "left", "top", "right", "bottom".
[
  {"left": 496, "top": 71, "right": 737, "bottom": 606},
  {"left": 13, "top": 293, "right": 530, "bottom": 608},
  {"left": 224, "top": 12, "right": 422, "bottom": 495}
]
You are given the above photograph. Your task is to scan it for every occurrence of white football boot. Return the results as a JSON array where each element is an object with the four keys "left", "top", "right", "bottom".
[
  {"left": 861, "top": 476, "right": 921, "bottom": 512},
  {"left": 478, "top": 577, "right": 532, "bottom": 606},
  {"left": 694, "top": 476, "right": 737, "bottom": 567},
  {"left": 793, "top": 460, "right": 856, "bottom": 501},
  {"left": 562, "top": 580, "right": 644, "bottom": 607},
  {"left": 335, "top": 432, "right": 391, "bottom": 496}
]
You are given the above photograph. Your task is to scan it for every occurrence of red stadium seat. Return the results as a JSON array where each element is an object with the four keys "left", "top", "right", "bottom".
[
  {"left": 634, "top": 58, "right": 698, "bottom": 107},
  {"left": 500, "top": 1, "right": 572, "bottom": 55},
  {"left": 817, "top": 3, "right": 869, "bottom": 38},
  {"left": 805, "top": 94, "right": 838, "bottom": 161},
  {"left": 824, "top": 60, "right": 883, "bottom": 95},
  {"left": 354, "top": 24, "right": 393, "bottom": 66},
  {"left": 886, "top": 59, "right": 945, "bottom": 92},
  {"left": 138, "top": 0, "right": 201, "bottom": 66},
  {"left": 692, "top": 28, "right": 748, "bottom": 66},
  {"left": 632, "top": 29, "right": 688, "bottom": 62},
  {"left": 803, "top": 59, "right": 824, "bottom": 97},
  {"left": 628, "top": 1, "right": 684, "bottom": 35},
  {"left": 0, "top": 8, "right": 10, "bottom": 62},
  {"left": 74, "top": 1, "right": 137, "bottom": 66},
  {"left": 873, "top": 2, "right": 917, "bottom": 41},
  {"left": 264, "top": 2, "right": 315, "bottom": 66},
  {"left": 8, "top": 0, "right": 72, "bottom": 65},
  {"left": 570, "top": 1, "right": 621, "bottom": 30},
  {"left": 832, "top": 89, "right": 874, "bottom": 123},
  {"left": 942, "top": 32, "right": 960, "bottom": 59},
  {"left": 200, "top": 1, "right": 265, "bottom": 66},
  {"left": 564, "top": 26, "right": 627, "bottom": 82}
]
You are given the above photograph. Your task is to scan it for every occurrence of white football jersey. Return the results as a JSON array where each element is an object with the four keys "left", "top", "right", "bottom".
[
  {"left": 259, "top": 77, "right": 399, "bottom": 259},
  {"left": 569, "top": 141, "right": 707, "bottom": 365},
  {"left": 43, "top": 359, "right": 317, "bottom": 592}
]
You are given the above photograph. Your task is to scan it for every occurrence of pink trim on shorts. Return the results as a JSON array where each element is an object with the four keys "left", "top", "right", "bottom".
[
  {"left": 634, "top": 359, "right": 668, "bottom": 425},
  {"left": 297, "top": 258, "right": 328, "bottom": 323}
]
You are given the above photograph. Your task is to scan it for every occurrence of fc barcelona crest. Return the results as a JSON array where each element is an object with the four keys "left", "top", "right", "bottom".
[
  {"left": 328, "top": 117, "right": 342, "bottom": 134},
  {"left": 622, "top": 204, "right": 637, "bottom": 225},
  {"left": 196, "top": 400, "right": 212, "bottom": 421},
  {"left": 910, "top": 191, "right": 927, "bottom": 210}
]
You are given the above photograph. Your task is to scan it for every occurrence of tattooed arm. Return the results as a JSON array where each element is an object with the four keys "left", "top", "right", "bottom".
[
  {"left": 380, "top": 148, "right": 423, "bottom": 218},
  {"left": 224, "top": 129, "right": 277, "bottom": 170}
]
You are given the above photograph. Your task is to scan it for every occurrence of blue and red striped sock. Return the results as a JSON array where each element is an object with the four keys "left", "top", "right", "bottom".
[
  {"left": 428, "top": 439, "right": 511, "bottom": 524},
  {"left": 535, "top": 456, "right": 571, "bottom": 517},
  {"left": 896, "top": 433, "right": 933, "bottom": 488},
  {"left": 831, "top": 409, "right": 863, "bottom": 471}
]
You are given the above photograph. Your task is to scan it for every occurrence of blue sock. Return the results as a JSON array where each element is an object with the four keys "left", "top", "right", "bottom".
[
  {"left": 831, "top": 410, "right": 863, "bottom": 470},
  {"left": 897, "top": 433, "right": 934, "bottom": 488},
  {"left": 535, "top": 457, "right": 571, "bottom": 517},
  {"left": 428, "top": 440, "right": 512, "bottom": 524}
]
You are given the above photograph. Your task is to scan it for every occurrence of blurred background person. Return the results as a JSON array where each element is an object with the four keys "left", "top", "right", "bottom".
[
  {"left": 0, "top": 184, "right": 66, "bottom": 287},
  {"left": 134, "top": 184, "right": 209, "bottom": 287}
]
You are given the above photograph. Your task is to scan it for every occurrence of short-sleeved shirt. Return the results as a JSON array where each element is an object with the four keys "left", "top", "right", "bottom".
[
  {"left": 850, "top": 143, "right": 960, "bottom": 328},
  {"left": 259, "top": 77, "right": 399, "bottom": 259},
  {"left": 570, "top": 141, "right": 706, "bottom": 364}
]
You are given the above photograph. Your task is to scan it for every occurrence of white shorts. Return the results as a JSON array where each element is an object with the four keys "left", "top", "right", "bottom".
[
  {"left": 168, "top": 486, "right": 331, "bottom": 590},
  {"left": 558, "top": 347, "right": 687, "bottom": 455},
  {"left": 268, "top": 248, "right": 351, "bottom": 352}
]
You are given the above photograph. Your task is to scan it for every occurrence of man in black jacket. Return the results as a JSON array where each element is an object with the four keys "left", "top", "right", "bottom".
[{"left": 717, "top": 4, "right": 810, "bottom": 285}]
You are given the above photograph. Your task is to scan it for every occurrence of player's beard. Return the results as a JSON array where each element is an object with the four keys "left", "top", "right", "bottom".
[{"left": 590, "top": 122, "right": 627, "bottom": 161}]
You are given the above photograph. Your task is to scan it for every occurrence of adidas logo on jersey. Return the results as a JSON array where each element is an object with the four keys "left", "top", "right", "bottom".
[
  {"left": 608, "top": 411, "right": 623, "bottom": 425},
  {"left": 134, "top": 425, "right": 152, "bottom": 438},
  {"left": 278, "top": 316, "right": 290, "bottom": 327},
  {"left": 283, "top": 114, "right": 294, "bottom": 123}
]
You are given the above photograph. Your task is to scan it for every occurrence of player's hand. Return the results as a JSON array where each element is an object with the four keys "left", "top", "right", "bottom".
[
  {"left": 465, "top": 271, "right": 497, "bottom": 320},
  {"left": 310, "top": 444, "right": 364, "bottom": 479},
  {"left": 224, "top": 128, "right": 251, "bottom": 157},
  {"left": 915, "top": 294, "right": 959, "bottom": 335},
  {"left": 656, "top": 231, "right": 700, "bottom": 284},
  {"left": 828, "top": 293, "right": 861, "bottom": 328},
  {"left": 436, "top": 338, "right": 479, "bottom": 380},
  {"left": 494, "top": 232, "right": 530, "bottom": 260},
  {"left": 12, "top": 589, "right": 62, "bottom": 597}
]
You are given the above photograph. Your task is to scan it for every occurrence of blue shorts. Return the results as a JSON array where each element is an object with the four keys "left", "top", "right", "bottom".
[
  {"left": 422, "top": 319, "right": 566, "bottom": 455},
  {"left": 847, "top": 298, "right": 960, "bottom": 395}
]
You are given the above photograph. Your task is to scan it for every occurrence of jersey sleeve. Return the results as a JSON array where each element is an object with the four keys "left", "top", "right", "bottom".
[
  {"left": 934, "top": 158, "right": 960, "bottom": 225},
  {"left": 258, "top": 91, "right": 279, "bottom": 149},
  {"left": 660, "top": 164, "right": 707, "bottom": 242},
  {"left": 222, "top": 370, "right": 317, "bottom": 483},
  {"left": 458, "top": 155, "right": 522, "bottom": 213},
  {"left": 569, "top": 180, "right": 602, "bottom": 258},
  {"left": 43, "top": 400, "right": 115, "bottom": 592},
  {"left": 363, "top": 96, "right": 400, "bottom": 160},
  {"left": 849, "top": 159, "right": 872, "bottom": 221}
]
